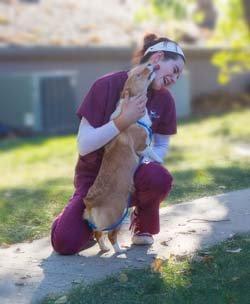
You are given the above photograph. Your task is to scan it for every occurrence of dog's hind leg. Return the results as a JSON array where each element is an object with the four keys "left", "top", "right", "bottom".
[
  {"left": 108, "top": 229, "right": 126, "bottom": 253},
  {"left": 94, "top": 231, "right": 110, "bottom": 252}
]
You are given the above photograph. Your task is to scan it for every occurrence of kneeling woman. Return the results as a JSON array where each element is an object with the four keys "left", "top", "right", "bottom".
[{"left": 51, "top": 33, "right": 185, "bottom": 255}]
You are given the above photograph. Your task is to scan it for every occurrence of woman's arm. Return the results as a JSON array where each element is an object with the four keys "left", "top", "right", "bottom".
[
  {"left": 77, "top": 117, "right": 120, "bottom": 156},
  {"left": 77, "top": 90, "right": 149, "bottom": 156},
  {"left": 78, "top": 117, "right": 171, "bottom": 159}
]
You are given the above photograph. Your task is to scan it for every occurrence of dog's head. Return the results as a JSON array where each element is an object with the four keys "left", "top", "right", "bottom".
[{"left": 121, "top": 63, "right": 159, "bottom": 98}]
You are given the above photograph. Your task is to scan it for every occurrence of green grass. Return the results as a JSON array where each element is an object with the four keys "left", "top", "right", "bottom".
[
  {"left": 166, "top": 110, "right": 250, "bottom": 204},
  {"left": 41, "top": 233, "right": 250, "bottom": 304},
  {"left": 0, "top": 135, "right": 77, "bottom": 244},
  {"left": 0, "top": 110, "right": 250, "bottom": 245}
]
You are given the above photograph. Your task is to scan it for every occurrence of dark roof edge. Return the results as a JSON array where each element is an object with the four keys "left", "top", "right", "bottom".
[{"left": 0, "top": 45, "right": 245, "bottom": 62}]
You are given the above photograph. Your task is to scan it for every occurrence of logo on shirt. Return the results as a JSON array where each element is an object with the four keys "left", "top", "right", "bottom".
[{"left": 149, "top": 110, "right": 160, "bottom": 120}]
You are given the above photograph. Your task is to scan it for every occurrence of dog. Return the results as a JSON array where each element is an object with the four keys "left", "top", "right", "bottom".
[
  {"left": 110, "top": 63, "right": 161, "bottom": 163},
  {"left": 83, "top": 63, "right": 158, "bottom": 253}
]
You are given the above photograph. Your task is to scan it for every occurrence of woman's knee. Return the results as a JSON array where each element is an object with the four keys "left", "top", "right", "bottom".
[
  {"left": 51, "top": 216, "right": 92, "bottom": 255},
  {"left": 52, "top": 235, "right": 81, "bottom": 255},
  {"left": 134, "top": 162, "right": 173, "bottom": 195}
]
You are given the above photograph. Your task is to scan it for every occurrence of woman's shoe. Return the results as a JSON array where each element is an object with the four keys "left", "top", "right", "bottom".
[{"left": 131, "top": 232, "right": 154, "bottom": 245}]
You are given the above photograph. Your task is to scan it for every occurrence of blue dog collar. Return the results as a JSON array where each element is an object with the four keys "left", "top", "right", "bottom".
[
  {"left": 86, "top": 199, "right": 130, "bottom": 232},
  {"left": 136, "top": 120, "right": 153, "bottom": 145}
]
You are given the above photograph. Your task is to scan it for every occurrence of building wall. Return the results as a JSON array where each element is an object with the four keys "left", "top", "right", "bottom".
[
  {"left": 0, "top": 46, "right": 249, "bottom": 117},
  {"left": 184, "top": 47, "right": 249, "bottom": 98}
]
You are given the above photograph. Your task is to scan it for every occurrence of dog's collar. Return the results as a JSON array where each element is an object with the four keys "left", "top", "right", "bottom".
[
  {"left": 136, "top": 120, "right": 153, "bottom": 145},
  {"left": 86, "top": 219, "right": 97, "bottom": 230},
  {"left": 86, "top": 206, "right": 129, "bottom": 232}
]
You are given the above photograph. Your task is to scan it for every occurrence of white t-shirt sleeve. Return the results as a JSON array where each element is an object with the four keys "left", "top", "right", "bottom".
[
  {"left": 152, "top": 133, "right": 170, "bottom": 161},
  {"left": 141, "top": 133, "right": 170, "bottom": 164},
  {"left": 77, "top": 117, "right": 120, "bottom": 156},
  {"left": 77, "top": 118, "right": 171, "bottom": 161}
]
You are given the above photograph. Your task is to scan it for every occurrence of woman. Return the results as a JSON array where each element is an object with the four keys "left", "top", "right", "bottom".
[{"left": 51, "top": 33, "right": 185, "bottom": 255}]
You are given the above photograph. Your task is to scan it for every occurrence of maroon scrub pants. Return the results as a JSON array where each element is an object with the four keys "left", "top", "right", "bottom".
[{"left": 51, "top": 162, "right": 173, "bottom": 255}]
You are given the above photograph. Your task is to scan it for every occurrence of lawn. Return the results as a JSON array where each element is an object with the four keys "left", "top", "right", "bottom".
[
  {"left": 41, "top": 233, "right": 250, "bottom": 304},
  {"left": 0, "top": 110, "right": 250, "bottom": 245}
]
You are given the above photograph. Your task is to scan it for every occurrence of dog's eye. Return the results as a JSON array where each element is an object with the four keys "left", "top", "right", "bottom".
[{"left": 136, "top": 74, "right": 141, "bottom": 78}]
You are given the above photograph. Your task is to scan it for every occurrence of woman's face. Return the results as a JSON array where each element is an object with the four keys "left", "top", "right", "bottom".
[{"left": 150, "top": 54, "right": 185, "bottom": 90}]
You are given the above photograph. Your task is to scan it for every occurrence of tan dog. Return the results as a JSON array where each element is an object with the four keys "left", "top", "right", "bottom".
[
  {"left": 111, "top": 63, "right": 161, "bottom": 162},
  {"left": 83, "top": 63, "right": 157, "bottom": 253}
]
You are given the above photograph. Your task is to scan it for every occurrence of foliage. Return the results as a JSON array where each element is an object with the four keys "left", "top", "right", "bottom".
[
  {"left": 211, "top": 0, "right": 250, "bottom": 84},
  {"left": 135, "top": 0, "right": 250, "bottom": 84},
  {"left": 134, "top": 0, "right": 199, "bottom": 40},
  {"left": 144, "top": 0, "right": 189, "bottom": 20}
]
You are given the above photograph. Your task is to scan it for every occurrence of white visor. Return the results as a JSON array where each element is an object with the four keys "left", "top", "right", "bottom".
[{"left": 144, "top": 41, "right": 185, "bottom": 60}]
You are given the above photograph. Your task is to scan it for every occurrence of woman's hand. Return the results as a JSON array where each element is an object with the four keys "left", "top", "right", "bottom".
[{"left": 113, "top": 91, "right": 147, "bottom": 132}]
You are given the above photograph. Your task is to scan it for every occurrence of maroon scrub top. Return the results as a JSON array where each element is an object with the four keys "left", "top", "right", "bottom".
[{"left": 74, "top": 71, "right": 177, "bottom": 194}]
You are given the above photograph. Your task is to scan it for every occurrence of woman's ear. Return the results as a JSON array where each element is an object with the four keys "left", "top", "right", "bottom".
[{"left": 149, "top": 51, "right": 164, "bottom": 64}]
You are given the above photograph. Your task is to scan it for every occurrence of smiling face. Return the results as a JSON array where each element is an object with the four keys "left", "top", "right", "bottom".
[{"left": 148, "top": 53, "right": 185, "bottom": 90}]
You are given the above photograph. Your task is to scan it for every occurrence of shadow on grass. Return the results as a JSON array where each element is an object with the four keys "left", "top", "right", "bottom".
[
  {"left": 60, "top": 248, "right": 250, "bottom": 304},
  {"left": 0, "top": 133, "right": 75, "bottom": 152},
  {"left": 0, "top": 177, "right": 73, "bottom": 244},
  {"left": 1, "top": 109, "right": 247, "bottom": 153},
  {"left": 60, "top": 235, "right": 249, "bottom": 304}
]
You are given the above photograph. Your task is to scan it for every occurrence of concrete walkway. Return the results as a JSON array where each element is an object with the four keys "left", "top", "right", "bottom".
[{"left": 0, "top": 188, "right": 250, "bottom": 304}]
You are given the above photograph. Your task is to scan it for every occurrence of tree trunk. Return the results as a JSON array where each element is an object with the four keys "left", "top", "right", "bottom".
[
  {"left": 242, "top": 0, "right": 250, "bottom": 29},
  {"left": 197, "top": 0, "right": 217, "bottom": 29}
]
